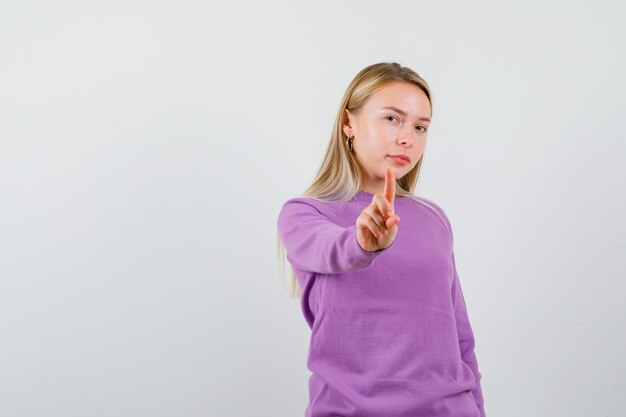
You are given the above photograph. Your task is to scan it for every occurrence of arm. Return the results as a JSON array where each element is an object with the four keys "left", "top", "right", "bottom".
[
  {"left": 276, "top": 199, "right": 392, "bottom": 274},
  {"left": 421, "top": 197, "right": 486, "bottom": 416},
  {"left": 451, "top": 250, "right": 486, "bottom": 417}
]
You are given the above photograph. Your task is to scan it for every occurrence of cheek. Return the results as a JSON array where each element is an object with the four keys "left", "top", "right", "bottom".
[
  {"left": 367, "top": 122, "right": 388, "bottom": 138},
  {"left": 405, "top": 141, "right": 426, "bottom": 164},
  {"left": 414, "top": 139, "right": 427, "bottom": 153}
]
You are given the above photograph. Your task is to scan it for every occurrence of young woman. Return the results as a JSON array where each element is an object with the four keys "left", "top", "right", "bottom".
[{"left": 276, "top": 62, "right": 486, "bottom": 417}]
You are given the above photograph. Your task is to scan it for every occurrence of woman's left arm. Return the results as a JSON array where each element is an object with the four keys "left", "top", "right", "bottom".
[
  {"left": 419, "top": 198, "right": 486, "bottom": 416},
  {"left": 451, "top": 250, "right": 486, "bottom": 417}
]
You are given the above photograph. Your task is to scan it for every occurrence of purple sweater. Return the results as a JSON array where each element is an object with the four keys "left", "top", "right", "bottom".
[{"left": 277, "top": 191, "right": 486, "bottom": 417}]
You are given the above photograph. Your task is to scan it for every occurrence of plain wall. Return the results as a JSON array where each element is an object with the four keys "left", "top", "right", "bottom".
[{"left": 1, "top": 0, "right": 624, "bottom": 416}]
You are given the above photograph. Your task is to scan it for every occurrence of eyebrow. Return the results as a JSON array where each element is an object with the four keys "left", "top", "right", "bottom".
[{"left": 381, "top": 106, "right": 431, "bottom": 122}]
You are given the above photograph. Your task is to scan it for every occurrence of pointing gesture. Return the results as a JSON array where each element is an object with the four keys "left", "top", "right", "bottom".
[{"left": 356, "top": 167, "right": 401, "bottom": 252}]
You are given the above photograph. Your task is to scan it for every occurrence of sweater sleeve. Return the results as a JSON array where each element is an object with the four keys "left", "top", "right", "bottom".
[
  {"left": 451, "top": 250, "right": 486, "bottom": 417},
  {"left": 421, "top": 197, "right": 486, "bottom": 416},
  {"left": 277, "top": 198, "right": 392, "bottom": 274}
]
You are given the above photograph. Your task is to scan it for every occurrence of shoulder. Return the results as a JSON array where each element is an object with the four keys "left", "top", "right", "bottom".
[
  {"left": 405, "top": 195, "right": 453, "bottom": 239},
  {"left": 277, "top": 196, "right": 336, "bottom": 225},
  {"left": 277, "top": 195, "right": 360, "bottom": 233},
  {"left": 278, "top": 196, "right": 331, "bottom": 215}
]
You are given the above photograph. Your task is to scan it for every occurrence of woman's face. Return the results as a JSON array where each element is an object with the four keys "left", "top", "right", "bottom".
[{"left": 343, "top": 81, "right": 431, "bottom": 192}]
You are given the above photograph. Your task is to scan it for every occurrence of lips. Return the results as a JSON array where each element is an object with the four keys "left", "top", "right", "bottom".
[{"left": 388, "top": 154, "right": 410, "bottom": 163}]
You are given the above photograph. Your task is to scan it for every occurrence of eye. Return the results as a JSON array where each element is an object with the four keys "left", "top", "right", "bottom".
[
  {"left": 385, "top": 115, "right": 399, "bottom": 122},
  {"left": 416, "top": 125, "right": 427, "bottom": 132}
]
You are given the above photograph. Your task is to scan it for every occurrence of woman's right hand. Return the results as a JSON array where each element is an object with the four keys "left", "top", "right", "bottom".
[{"left": 356, "top": 167, "right": 401, "bottom": 252}]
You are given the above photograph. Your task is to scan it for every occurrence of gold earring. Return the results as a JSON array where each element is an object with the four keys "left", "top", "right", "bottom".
[{"left": 345, "top": 136, "right": 353, "bottom": 152}]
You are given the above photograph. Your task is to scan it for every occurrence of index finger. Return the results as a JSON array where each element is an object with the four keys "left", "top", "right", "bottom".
[{"left": 383, "top": 167, "right": 395, "bottom": 207}]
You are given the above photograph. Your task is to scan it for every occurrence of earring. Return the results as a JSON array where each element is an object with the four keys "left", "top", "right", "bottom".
[{"left": 345, "top": 136, "right": 353, "bottom": 152}]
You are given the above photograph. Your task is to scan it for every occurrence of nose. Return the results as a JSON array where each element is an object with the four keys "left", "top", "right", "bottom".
[{"left": 399, "top": 128, "right": 414, "bottom": 147}]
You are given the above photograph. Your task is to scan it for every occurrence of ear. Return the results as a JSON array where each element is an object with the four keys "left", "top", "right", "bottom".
[{"left": 342, "top": 109, "right": 353, "bottom": 138}]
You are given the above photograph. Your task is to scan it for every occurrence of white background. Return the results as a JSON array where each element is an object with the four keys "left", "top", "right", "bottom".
[{"left": 1, "top": 1, "right": 624, "bottom": 416}]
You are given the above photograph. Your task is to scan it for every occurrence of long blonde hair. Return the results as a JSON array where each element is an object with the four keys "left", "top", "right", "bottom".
[{"left": 276, "top": 62, "right": 438, "bottom": 298}]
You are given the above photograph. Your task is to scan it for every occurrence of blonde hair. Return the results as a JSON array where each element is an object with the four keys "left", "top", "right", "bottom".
[{"left": 276, "top": 61, "right": 438, "bottom": 298}]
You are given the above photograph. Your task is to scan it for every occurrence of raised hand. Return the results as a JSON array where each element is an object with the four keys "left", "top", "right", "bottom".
[{"left": 356, "top": 167, "right": 401, "bottom": 252}]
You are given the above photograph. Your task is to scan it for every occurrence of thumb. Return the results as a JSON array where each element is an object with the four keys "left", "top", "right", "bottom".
[{"left": 386, "top": 214, "right": 400, "bottom": 228}]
